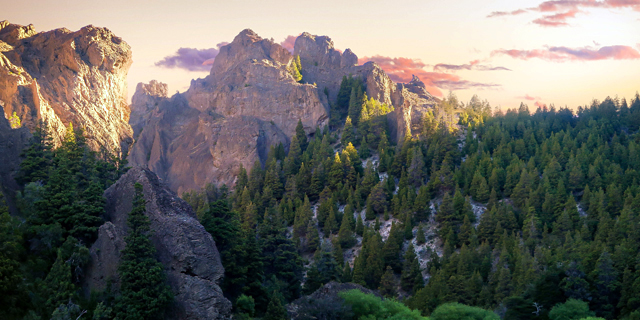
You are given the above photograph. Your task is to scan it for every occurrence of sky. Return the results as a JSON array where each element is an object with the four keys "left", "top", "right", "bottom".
[{"left": 3, "top": 0, "right": 640, "bottom": 110}]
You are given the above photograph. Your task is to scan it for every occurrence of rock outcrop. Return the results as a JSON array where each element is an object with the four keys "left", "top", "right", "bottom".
[
  {"left": 84, "top": 167, "right": 232, "bottom": 320},
  {"left": 0, "top": 21, "right": 133, "bottom": 155},
  {"left": 294, "top": 32, "right": 438, "bottom": 142},
  {"left": 130, "top": 29, "right": 438, "bottom": 193},
  {"left": 130, "top": 80, "right": 168, "bottom": 138},
  {"left": 129, "top": 29, "right": 329, "bottom": 193}
]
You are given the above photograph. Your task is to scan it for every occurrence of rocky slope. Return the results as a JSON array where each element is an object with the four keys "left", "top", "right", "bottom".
[
  {"left": 130, "top": 29, "right": 437, "bottom": 193},
  {"left": 0, "top": 21, "right": 133, "bottom": 155},
  {"left": 84, "top": 166, "right": 231, "bottom": 320}
]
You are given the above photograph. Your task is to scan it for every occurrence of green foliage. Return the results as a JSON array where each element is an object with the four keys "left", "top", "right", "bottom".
[
  {"left": 429, "top": 302, "right": 499, "bottom": 320},
  {"left": 115, "top": 183, "right": 172, "bottom": 320},
  {"left": 264, "top": 292, "right": 288, "bottom": 320},
  {"left": 339, "top": 289, "right": 427, "bottom": 320},
  {"left": 549, "top": 299, "right": 595, "bottom": 320}
]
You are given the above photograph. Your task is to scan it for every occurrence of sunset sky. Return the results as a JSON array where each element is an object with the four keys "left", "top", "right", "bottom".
[{"left": 4, "top": 0, "right": 640, "bottom": 109}]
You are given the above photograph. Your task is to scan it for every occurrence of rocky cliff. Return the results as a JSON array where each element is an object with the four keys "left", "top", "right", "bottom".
[
  {"left": 129, "top": 29, "right": 329, "bottom": 193},
  {"left": 293, "top": 32, "right": 438, "bottom": 142},
  {"left": 0, "top": 21, "right": 133, "bottom": 155},
  {"left": 129, "top": 29, "right": 438, "bottom": 193},
  {"left": 84, "top": 166, "right": 232, "bottom": 320}
]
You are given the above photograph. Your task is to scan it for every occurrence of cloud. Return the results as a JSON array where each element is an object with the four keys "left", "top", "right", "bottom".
[
  {"left": 521, "top": 94, "right": 541, "bottom": 101},
  {"left": 280, "top": 35, "right": 298, "bottom": 53},
  {"left": 532, "top": 9, "right": 579, "bottom": 26},
  {"left": 492, "top": 44, "right": 640, "bottom": 61},
  {"left": 358, "top": 55, "right": 500, "bottom": 97},
  {"left": 433, "top": 60, "right": 511, "bottom": 72},
  {"left": 487, "top": 9, "right": 528, "bottom": 17},
  {"left": 155, "top": 42, "right": 228, "bottom": 72},
  {"left": 488, "top": 0, "right": 640, "bottom": 27}
]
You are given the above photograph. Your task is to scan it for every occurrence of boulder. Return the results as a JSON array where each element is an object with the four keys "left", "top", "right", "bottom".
[{"left": 84, "top": 167, "right": 232, "bottom": 320}]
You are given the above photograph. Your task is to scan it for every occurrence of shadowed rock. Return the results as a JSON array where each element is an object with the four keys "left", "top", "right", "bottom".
[{"left": 85, "top": 166, "right": 232, "bottom": 320}]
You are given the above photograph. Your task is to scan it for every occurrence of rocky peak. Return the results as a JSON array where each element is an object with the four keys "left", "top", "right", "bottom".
[
  {"left": 294, "top": 32, "right": 356, "bottom": 69},
  {"left": 210, "top": 28, "right": 292, "bottom": 78},
  {"left": 133, "top": 80, "right": 168, "bottom": 100},
  {"left": 0, "top": 20, "right": 37, "bottom": 45},
  {"left": 403, "top": 74, "right": 436, "bottom": 100},
  {"left": 85, "top": 166, "right": 232, "bottom": 319},
  {"left": 130, "top": 80, "right": 168, "bottom": 137},
  {"left": 0, "top": 22, "right": 133, "bottom": 155}
]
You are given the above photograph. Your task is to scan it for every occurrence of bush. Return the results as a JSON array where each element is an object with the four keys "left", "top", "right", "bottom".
[
  {"left": 338, "top": 289, "right": 426, "bottom": 320},
  {"left": 548, "top": 299, "right": 594, "bottom": 320},
  {"left": 430, "top": 302, "right": 499, "bottom": 320}
]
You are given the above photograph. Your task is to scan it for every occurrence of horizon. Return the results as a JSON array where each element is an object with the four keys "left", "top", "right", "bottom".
[{"left": 3, "top": 0, "right": 640, "bottom": 109}]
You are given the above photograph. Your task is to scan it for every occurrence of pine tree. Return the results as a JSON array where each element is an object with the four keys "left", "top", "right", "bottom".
[
  {"left": 342, "top": 116, "right": 355, "bottom": 147},
  {"left": 115, "top": 183, "right": 172, "bottom": 320},
  {"left": 295, "top": 119, "right": 308, "bottom": 152},
  {"left": 401, "top": 243, "right": 423, "bottom": 294},
  {"left": 42, "top": 250, "right": 76, "bottom": 316},
  {"left": 264, "top": 292, "right": 288, "bottom": 320},
  {"left": 337, "top": 210, "right": 356, "bottom": 248},
  {"left": 416, "top": 224, "right": 427, "bottom": 245},
  {"left": 379, "top": 266, "right": 397, "bottom": 298},
  {"left": 355, "top": 214, "right": 364, "bottom": 236}
]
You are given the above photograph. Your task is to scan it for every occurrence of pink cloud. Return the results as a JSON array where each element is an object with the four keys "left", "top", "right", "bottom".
[
  {"left": 532, "top": 9, "right": 580, "bottom": 26},
  {"left": 488, "top": 0, "right": 640, "bottom": 27},
  {"left": 492, "top": 45, "right": 640, "bottom": 61},
  {"left": 433, "top": 60, "right": 511, "bottom": 72},
  {"left": 358, "top": 56, "right": 500, "bottom": 97},
  {"left": 280, "top": 35, "right": 298, "bottom": 53},
  {"left": 518, "top": 94, "right": 541, "bottom": 101}
]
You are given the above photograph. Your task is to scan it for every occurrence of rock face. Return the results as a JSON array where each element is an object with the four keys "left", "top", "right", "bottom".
[
  {"left": 84, "top": 167, "right": 232, "bottom": 320},
  {"left": 130, "top": 29, "right": 438, "bottom": 193},
  {"left": 129, "top": 29, "right": 329, "bottom": 193},
  {"left": 130, "top": 80, "right": 168, "bottom": 138},
  {"left": 294, "top": 32, "right": 438, "bottom": 142},
  {"left": 0, "top": 103, "right": 30, "bottom": 213},
  {"left": 0, "top": 21, "right": 133, "bottom": 155}
]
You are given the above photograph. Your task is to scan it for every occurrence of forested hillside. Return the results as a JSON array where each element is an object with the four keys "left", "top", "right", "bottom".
[
  {"left": 2, "top": 74, "right": 640, "bottom": 320},
  {"left": 185, "top": 77, "right": 640, "bottom": 320}
]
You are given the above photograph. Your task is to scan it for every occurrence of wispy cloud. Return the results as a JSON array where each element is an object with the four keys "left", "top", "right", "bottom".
[
  {"left": 518, "top": 94, "right": 541, "bottom": 101},
  {"left": 532, "top": 9, "right": 580, "bottom": 26},
  {"left": 492, "top": 44, "right": 640, "bottom": 61},
  {"left": 155, "top": 42, "right": 228, "bottom": 72},
  {"left": 487, "top": 9, "right": 528, "bottom": 17},
  {"left": 488, "top": 0, "right": 640, "bottom": 27},
  {"left": 358, "top": 56, "right": 500, "bottom": 97},
  {"left": 433, "top": 60, "right": 511, "bottom": 72}
]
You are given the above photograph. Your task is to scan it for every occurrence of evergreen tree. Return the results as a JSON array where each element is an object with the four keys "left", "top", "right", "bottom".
[
  {"left": 401, "top": 244, "right": 423, "bottom": 294},
  {"left": 115, "top": 183, "right": 172, "bottom": 320},
  {"left": 379, "top": 266, "right": 397, "bottom": 298},
  {"left": 264, "top": 292, "right": 288, "bottom": 320}
]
